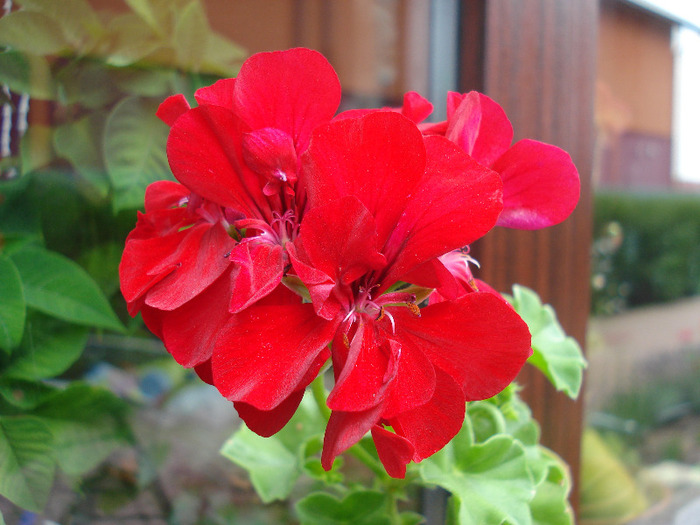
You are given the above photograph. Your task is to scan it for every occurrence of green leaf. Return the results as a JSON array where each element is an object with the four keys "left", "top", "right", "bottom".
[
  {"left": 508, "top": 285, "right": 586, "bottom": 398},
  {"left": 124, "top": 0, "right": 165, "bottom": 34},
  {"left": 201, "top": 32, "right": 246, "bottom": 76},
  {"left": 173, "top": 1, "right": 209, "bottom": 71},
  {"left": 0, "top": 182, "right": 42, "bottom": 251},
  {"left": 16, "top": 0, "right": 103, "bottom": 53},
  {"left": 295, "top": 490, "right": 391, "bottom": 525},
  {"left": 103, "top": 13, "right": 163, "bottom": 67},
  {"left": 0, "top": 256, "right": 25, "bottom": 353},
  {"left": 421, "top": 433, "right": 535, "bottom": 525},
  {"left": 112, "top": 68, "right": 178, "bottom": 98},
  {"left": 0, "top": 11, "right": 67, "bottom": 56},
  {"left": 53, "top": 111, "right": 110, "bottom": 199},
  {"left": 0, "top": 415, "right": 56, "bottom": 512},
  {"left": 56, "top": 61, "right": 123, "bottom": 109},
  {"left": 104, "top": 97, "right": 172, "bottom": 212},
  {"left": 10, "top": 246, "right": 124, "bottom": 332},
  {"left": 0, "top": 378, "right": 58, "bottom": 410},
  {"left": 0, "top": 51, "right": 55, "bottom": 99},
  {"left": 4, "top": 314, "right": 89, "bottom": 380},
  {"left": 32, "top": 383, "right": 131, "bottom": 475},
  {"left": 530, "top": 451, "right": 574, "bottom": 525},
  {"left": 220, "top": 423, "right": 300, "bottom": 503}
]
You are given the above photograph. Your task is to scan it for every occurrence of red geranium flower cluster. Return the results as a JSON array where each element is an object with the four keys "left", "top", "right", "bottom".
[{"left": 119, "top": 48, "right": 580, "bottom": 478}]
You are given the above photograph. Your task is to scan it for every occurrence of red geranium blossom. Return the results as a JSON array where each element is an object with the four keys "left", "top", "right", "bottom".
[
  {"left": 210, "top": 112, "right": 532, "bottom": 477},
  {"left": 119, "top": 48, "right": 341, "bottom": 369},
  {"left": 343, "top": 90, "right": 581, "bottom": 230}
]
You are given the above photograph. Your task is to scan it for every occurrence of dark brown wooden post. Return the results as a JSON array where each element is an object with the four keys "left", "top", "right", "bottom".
[{"left": 461, "top": 0, "right": 597, "bottom": 513}]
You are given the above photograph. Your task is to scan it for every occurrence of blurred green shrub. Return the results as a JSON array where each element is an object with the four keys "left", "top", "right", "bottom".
[
  {"left": 0, "top": 0, "right": 245, "bottom": 518},
  {"left": 591, "top": 191, "right": 700, "bottom": 315}
]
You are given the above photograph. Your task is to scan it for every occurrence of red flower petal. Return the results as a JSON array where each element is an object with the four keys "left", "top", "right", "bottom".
[
  {"left": 212, "top": 303, "right": 336, "bottom": 410},
  {"left": 371, "top": 425, "right": 414, "bottom": 479},
  {"left": 140, "top": 271, "right": 234, "bottom": 367},
  {"left": 326, "top": 320, "right": 395, "bottom": 412},
  {"left": 395, "top": 293, "right": 531, "bottom": 401},
  {"left": 234, "top": 389, "right": 305, "bottom": 437},
  {"left": 321, "top": 403, "right": 384, "bottom": 472},
  {"left": 194, "top": 78, "right": 237, "bottom": 108},
  {"left": 234, "top": 345, "right": 329, "bottom": 437},
  {"left": 389, "top": 367, "right": 465, "bottom": 461},
  {"left": 228, "top": 242, "right": 285, "bottom": 313},
  {"left": 234, "top": 48, "right": 341, "bottom": 153},
  {"left": 377, "top": 330, "right": 436, "bottom": 419},
  {"left": 144, "top": 181, "right": 189, "bottom": 213},
  {"left": 446, "top": 91, "right": 513, "bottom": 167},
  {"left": 156, "top": 94, "right": 190, "bottom": 126},
  {"left": 381, "top": 135, "right": 502, "bottom": 287},
  {"left": 241, "top": 127, "right": 298, "bottom": 187},
  {"left": 166, "top": 105, "right": 265, "bottom": 216},
  {"left": 400, "top": 91, "right": 433, "bottom": 123},
  {"left": 303, "top": 112, "right": 427, "bottom": 248},
  {"left": 493, "top": 139, "right": 580, "bottom": 229},
  {"left": 143, "top": 222, "right": 235, "bottom": 311},
  {"left": 292, "top": 196, "right": 386, "bottom": 318}
]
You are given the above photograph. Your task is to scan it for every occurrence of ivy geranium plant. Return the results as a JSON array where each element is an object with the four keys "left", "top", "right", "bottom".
[{"left": 118, "top": 47, "right": 586, "bottom": 524}]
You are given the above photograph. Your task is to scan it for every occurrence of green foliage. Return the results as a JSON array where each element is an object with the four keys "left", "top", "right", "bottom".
[
  {"left": 420, "top": 387, "right": 574, "bottom": 525},
  {"left": 0, "top": 415, "right": 56, "bottom": 512},
  {"left": 10, "top": 246, "right": 124, "bottom": 332},
  {"left": 0, "top": 0, "right": 244, "bottom": 514},
  {"left": 0, "top": 256, "right": 26, "bottom": 352},
  {"left": 507, "top": 285, "right": 587, "bottom": 399},
  {"left": 296, "top": 490, "right": 391, "bottom": 525},
  {"left": 104, "top": 97, "right": 172, "bottom": 212},
  {"left": 221, "top": 394, "right": 328, "bottom": 504},
  {"left": 592, "top": 191, "right": 700, "bottom": 314}
]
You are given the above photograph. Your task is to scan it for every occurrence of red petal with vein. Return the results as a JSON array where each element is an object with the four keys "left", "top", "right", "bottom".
[
  {"left": 234, "top": 390, "right": 305, "bottom": 437},
  {"left": 372, "top": 426, "right": 414, "bottom": 479},
  {"left": 167, "top": 105, "right": 264, "bottom": 215},
  {"left": 297, "top": 196, "right": 386, "bottom": 289},
  {"left": 144, "top": 181, "right": 189, "bottom": 213},
  {"left": 212, "top": 303, "right": 336, "bottom": 410},
  {"left": 144, "top": 222, "right": 235, "bottom": 311},
  {"left": 382, "top": 135, "right": 502, "bottom": 287},
  {"left": 120, "top": 217, "right": 193, "bottom": 312},
  {"left": 286, "top": 243, "right": 340, "bottom": 320},
  {"left": 493, "top": 139, "right": 581, "bottom": 229},
  {"left": 321, "top": 403, "right": 384, "bottom": 471},
  {"left": 194, "top": 78, "right": 236, "bottom": 108},
  {"left": 446, "top": 91, "right": 513, "bottom": 167},
  {"left": 395, "top": 293, "right": 531, "bottom": 401},
  {"left": 326, "top": 321, "right": 393, "bottom": 412},
  {"left": 228, "top": 242, "right": 285, "bottom": 313},
  {"left": 156, "top": 94, "right": 190, "bottom": 126},
  {"left": 234, "top": 48, "right": 341, "bottom": 153},
  {"left": 378, "top": 328, "right": 436, "bottom": 419},
  {"left": 242, "top": 127, "right": 298, "bottom": 185},
  {"left": 390, "top": 367, "right": 465, "bottom": 461},
  {"left": 303, "top": 112, "right": 426, "bottom": 247},
  {"left": 140, "top": 271, "right": 234, "bottom": 367}
]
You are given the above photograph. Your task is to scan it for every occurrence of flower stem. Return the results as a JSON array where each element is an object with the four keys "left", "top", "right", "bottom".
[
  {"left": 349, "top": 442, "right": 388, "bottom": 479},
  {"left": 311, "top": 374, "right": 331, "bottom": 421}
]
